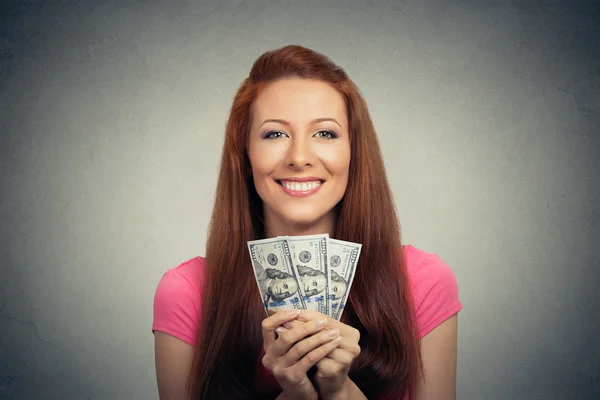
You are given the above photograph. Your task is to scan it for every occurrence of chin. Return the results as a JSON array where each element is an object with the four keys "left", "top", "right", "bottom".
[{"left": 280, "top": 209, "right": 335, "bottom": 228}]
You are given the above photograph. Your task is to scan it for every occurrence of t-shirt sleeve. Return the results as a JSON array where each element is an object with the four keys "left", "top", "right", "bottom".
[
  {"left": 152, "top": 269, "right": 201, "bottom": 346},
  {"left": 412, "top": 254, "right": 463, "bottom": 339}
]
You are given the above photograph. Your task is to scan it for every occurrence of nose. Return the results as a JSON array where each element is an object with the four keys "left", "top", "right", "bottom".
[{"left": 286, "top": 135, "right": 314, "bottom": 168}]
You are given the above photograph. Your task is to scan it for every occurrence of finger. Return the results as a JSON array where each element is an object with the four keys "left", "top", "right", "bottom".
[
  {"left": 276, "top": 311, "right": 342, "bottom": 340},
  {"left": 275, "top": 326, "right": 288, "bottom": 335},
  {"left": 281, "top": 329, "right": 340, "bottom": 367},
  {"left": 284, "top": 318, "right": 334, "bottom": 333},
  {"left": 278, "top": 320, "right": 300, "bottom": 331},
  {"left": 277, "top": 319, "right": 320, "bottom": 335},
  {"left": 271, "top": 318, "right": 329, "bottom": 357},
  {"left": 281, "top": 319, "right": 308, "bottom": 330},
  {"left": 292, "top": 310, "right": 342, "bottom": 330},
  {"left": 315, "top": 357, "right": 344, "bottom": 379},
  {"left": 294, "top": 311, "right": 360, "bottom": 340},
  {"left": 296, "top": 335, "right": 342, "bottom": 373},
  {"left": 323, "top": 348, "right": 355, "bottom": 365},
  {"left": 261, "top": 309, "right": 301, "bottom": 347},
  {"left": 277, "top": 320, "right": 324, "bottom": 339},
  {"left": 321, "top": 336, "right": 360, "bottom": 354},
  {"left": 282, "top": 320, "right": 295, "bottom": 329},
  {"left": 290, "top": 310, "right": 329, "bottom": 322}
]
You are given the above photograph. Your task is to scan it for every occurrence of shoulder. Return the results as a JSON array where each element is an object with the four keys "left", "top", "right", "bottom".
[
  {"left": 152, "top": 256, "right": 207, "bottom": 346},
  {"left": 403, "top": 244, "right": 457, "bottom": 286},
  {"left": 154, "top": 256, "right": 207, "bottom": 303},
  {"left": 402, "top": 245, "right": 463, "bottom": 339}
]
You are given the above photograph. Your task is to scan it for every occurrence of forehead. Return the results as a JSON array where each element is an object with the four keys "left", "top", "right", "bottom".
[{"left": 252, "top": 78, "right": 347, "bottom": 126}]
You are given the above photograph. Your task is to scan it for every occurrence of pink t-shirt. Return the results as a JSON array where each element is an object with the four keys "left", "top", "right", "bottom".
[{"left": 152, "top": 244, "right": 463, "bottom": 398}]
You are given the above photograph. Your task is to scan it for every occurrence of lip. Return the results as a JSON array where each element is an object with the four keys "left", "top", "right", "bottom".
[
  {"left": 277, "top": 178, "right": 324, "bottom": 198},
  {"left": 278, "top": 176, "right": 323, "bottom": 182}
]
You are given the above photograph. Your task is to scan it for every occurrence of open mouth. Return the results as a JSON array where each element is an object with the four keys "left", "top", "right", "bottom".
[{"left": 277, "top": 180, "right": 323, "bottom": 192}]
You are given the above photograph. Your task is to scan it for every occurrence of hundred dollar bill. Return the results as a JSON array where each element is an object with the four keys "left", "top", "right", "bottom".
[
  {"left": 248, "top": 237, "right": 306, "bottom": 316},
  {"left": 327, "top": 238, "right": 362, "bottom": 320},
  {"left": 284, "top": 234, "right": 329, "bottom": 316}
]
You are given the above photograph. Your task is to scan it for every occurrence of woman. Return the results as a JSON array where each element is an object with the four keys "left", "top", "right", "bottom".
[{"left": 153, "top": 44, "right": 463, "bottom": 399}]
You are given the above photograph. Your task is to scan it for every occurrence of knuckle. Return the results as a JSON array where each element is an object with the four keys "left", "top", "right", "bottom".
[
  {"left": 342, "top": 352, "right": 355, "bottom": 365},
  {"left": 305, "top": 350, "right": 321, "bottom": 365},
  {"left": 279, "top": 332, "right": 293, "bottom": 347},
  {"left": 261, "top": 319, "right": 270, "bottom": 331},
  {"left": 272, "top": 365, "right": 283, "bottom": 379},
  {"left": 282, "top": 368, "right": 297, "bottom": 383},
  {"left": 261, "top": 354, "right": 270, "bottom": 368},
  {"left": 287, "top": 346, "right": 300, "bottom": 361},
  {"left": 333, "top": 364, "right": 345, "bottom": 375},
  {"left": 289, "top": 370, "right": 304, "bottom": 385},
  {"left": 290, "top": 341, "right": 307, "bottom": 359},
  {"left": 302, "top": 324, "right": 313, "bottom": 336},
  {"left": 318, "top": 371, "right": 332, "bottom": 380},
  {"left": 318, "top": 366, "right": 335, "bottom": 378}
]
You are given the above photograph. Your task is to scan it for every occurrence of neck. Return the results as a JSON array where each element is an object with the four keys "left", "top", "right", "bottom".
[{"left": 263, "top": 211, "right": 337, "bottom": 238}]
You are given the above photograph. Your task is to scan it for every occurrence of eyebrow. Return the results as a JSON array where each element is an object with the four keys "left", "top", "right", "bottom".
[{"left": 259, "top": 117, "right": 342, "bottom": 129}]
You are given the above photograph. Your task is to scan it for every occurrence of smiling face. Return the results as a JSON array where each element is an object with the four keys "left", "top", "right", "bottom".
[{"left": 247, "top": 78, "right": 351, "bottom": 235}]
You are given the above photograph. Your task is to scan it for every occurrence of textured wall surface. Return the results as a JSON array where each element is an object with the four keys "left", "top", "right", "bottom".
[{"left": 1, "top": 1, "right": 599, "bottom": 399}]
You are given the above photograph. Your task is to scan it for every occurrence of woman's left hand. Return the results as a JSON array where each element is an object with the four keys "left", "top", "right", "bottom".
[{"left": 278, "top": 310, "right": 361, "bottom": 400}]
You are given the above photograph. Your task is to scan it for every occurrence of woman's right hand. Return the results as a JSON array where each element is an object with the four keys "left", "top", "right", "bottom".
[{"left": 261, "top": 309, "right": 341, "bottom": 400}]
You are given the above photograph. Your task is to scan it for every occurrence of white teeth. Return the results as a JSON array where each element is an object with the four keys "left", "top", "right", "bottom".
[{"left": 280, "top": 180, "right": 321, "bottom": 192}]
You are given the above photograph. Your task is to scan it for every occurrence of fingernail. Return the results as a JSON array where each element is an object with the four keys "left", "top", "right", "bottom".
[
  {"left": 297, "top": 311, "right": 305, "bottom": 318},
  {"left": 286, "top": 309, "right": 300, "bottom": 316},
  {"left": 327, "top": 329, "right": 339, "bottom": 338},
  {"left": 314, "top": 319, "right": 327, "bottom": 328},
  {"left": 283, "top": 321, "right": 293, "bottom": 329},
  {"left": 276, "top": 327, "right": 286, "bottom": 334}
]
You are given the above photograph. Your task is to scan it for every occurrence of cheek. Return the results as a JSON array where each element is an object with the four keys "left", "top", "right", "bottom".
[
  {"left": 248, "top": 141, "right": 286, "bottom": 177},
  {"left": 248, "top": 155, "right": 272, "bottom": 196},
  {"left": 248, "top": 155, "right": 268, "bottom": 179},
  {"left": 320, "top": 144, "right": 351, "bottom": 177}
]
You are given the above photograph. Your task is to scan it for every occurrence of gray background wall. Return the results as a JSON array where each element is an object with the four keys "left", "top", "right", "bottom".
[{"left": 1, "top": 0, "right": 598, "bottom": 399}]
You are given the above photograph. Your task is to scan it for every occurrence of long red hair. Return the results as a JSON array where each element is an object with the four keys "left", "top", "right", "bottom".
[{"left": 187, "top": 45, "right": 422, "bottom": 399}]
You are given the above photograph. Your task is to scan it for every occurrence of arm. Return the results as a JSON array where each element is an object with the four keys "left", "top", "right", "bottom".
[
  {"left": 411, "top": 314, "right": 459, "bottom": 400},
  {"left": 275, "top": 378, "right": 366, "bottom": 400},
  {"left": 325, "top": 378, "right": 367, "bottom": 400},
  {"left": 154, "top": 331, "right": 195, "bottom": 400}
]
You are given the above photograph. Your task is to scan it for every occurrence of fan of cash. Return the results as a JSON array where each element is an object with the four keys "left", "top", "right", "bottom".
[{"left": 247, "top": 234, "right": 362, "bottom": 320}]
